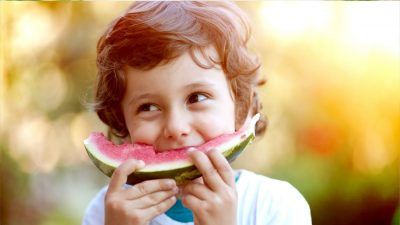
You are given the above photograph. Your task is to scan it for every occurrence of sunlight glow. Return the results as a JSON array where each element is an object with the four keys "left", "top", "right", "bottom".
[
  {"left": 9, "top": 116, "right": 59, "bottom": 172},
  {"left": 259, "top": 2, "right": 333, "bottom": 38},
  {"left": 11, "top": 7, "right": 54, "bottom": 52},
  {"left": 342, "top": 2, "right": 400, "bottom": 56}
]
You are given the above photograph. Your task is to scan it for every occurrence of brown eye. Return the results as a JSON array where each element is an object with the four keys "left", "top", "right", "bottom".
[
  {"left": 137, "top": 104, "right": 159, "bottom": 113},
  {"left": 187, "top": 93, "right": 208, "bottom": 104}
]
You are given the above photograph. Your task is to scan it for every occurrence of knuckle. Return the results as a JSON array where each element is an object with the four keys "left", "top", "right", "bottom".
[
  {"left": 160, "top": 179, "right": 175, "bottom": 189},
  {"left": 105, "top": 192, "right": 117, "bottom": 203},
  {"left": 148, "top": 192, "right": 161, "bottom": 202},
  {"left": 113, "top": 167, "right": 124, "bottom": 177},
  {"left": 136, "top": 183, "right": 148, "bottom": 195},
  {"left": 154, "top": 203, "right": 164, "bottom": 215},
  {"left": 203, "top": 167, "right": 217, "bottom": 178},
  {"left": 219, "top": 163, "right": 232, "bottom": 173},
  {"left": 140, "top": 180, "right": 153, "bottom": 187},
  {"left": 106, "top": 199, "right": 121, "bottom": 211},
  {"left": 157, "top": 180, "right": 167, "bottom": 189}
]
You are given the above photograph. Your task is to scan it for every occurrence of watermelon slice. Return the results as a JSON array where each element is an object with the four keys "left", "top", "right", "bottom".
[{"left": 84, "top": 114, "right": 260, "bottom": 185}]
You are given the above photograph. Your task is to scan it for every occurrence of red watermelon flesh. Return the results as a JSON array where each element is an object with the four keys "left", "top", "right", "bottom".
[
  {"left": 84, "top": 114, "right": 259, "bottom": 183},
  {"left": 87, "top": 130, "right": 240, "bottom": 165}
]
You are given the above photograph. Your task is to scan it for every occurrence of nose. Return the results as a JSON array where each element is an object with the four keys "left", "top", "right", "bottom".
[{"left": 163, "top": 111, "right": 191, "bottom": 141}]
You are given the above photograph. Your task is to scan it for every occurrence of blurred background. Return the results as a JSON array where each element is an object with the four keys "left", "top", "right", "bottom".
[{"left": 1, "top": 1, "right": 399, "bottom": 225}]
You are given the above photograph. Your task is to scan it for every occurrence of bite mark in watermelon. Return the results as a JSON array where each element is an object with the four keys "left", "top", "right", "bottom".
[{"left": 84, "top": 114, "right": 260, "bottom": 185}]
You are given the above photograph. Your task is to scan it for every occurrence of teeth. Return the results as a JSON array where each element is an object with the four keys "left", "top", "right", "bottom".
[{"left": 187, "top": 147, "right": 197, "bottom": 152}]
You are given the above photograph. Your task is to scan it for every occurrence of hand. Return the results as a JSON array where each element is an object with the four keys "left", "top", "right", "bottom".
[
  {"left": 182, "top": 149, "right": 238, "bottom": 225},
  {"left": 104, "top": 159, "right": 178, "bottom": 225}
]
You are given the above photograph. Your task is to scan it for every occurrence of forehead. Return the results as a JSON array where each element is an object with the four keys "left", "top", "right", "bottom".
[{"left": 122, "top": 49, "right": 226, "bottom": 90}]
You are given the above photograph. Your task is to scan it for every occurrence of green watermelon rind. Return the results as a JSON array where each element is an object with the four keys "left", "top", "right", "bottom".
[
  {"left": 84, "top": 113, "right": 259, "bottom": 185},
  {"left": 84, "top": 129, "right": 249, "bottom": 172},
  {"left": 84, "top": 133, "right": 255, "bottom": 185}
]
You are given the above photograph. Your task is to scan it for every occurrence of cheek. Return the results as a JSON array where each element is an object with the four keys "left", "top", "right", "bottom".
[
  {"left": 128, "top": 122, "right": 160, "bottom": 144},
  {"left": 194, "top": 112, "right": 235, "bottom": 141}
]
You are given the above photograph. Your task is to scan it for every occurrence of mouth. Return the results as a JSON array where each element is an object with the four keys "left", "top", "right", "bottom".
[
  {"left": 164, "top": 146, "right": 196, "bottom": 152},
  {"left": 154, "top": 140, "right": 205, "bottom": 152},
  {"left": 153, "top": 145, "right": 198, "bottom": 153}
]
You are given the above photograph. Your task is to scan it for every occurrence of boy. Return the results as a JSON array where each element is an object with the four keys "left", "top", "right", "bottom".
[{"left": 83, "top": 1, "right": 311, "bottom": 225}]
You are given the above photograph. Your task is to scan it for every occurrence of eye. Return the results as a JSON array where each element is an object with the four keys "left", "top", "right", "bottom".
[
  {"left": 187, "top": 93, "right": 208, "bottom": 104},
  {"left": 137, "top": 103, "right": 159, "bottom": 113}
]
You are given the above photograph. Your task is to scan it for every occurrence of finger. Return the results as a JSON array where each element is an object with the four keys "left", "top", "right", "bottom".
[
  {"left": 139, "top": 195, "right": 177, "bottom": 220},
  {"left": 123, "top": 179, "right": 177, "bottom": 199},
  {"left": 208, "top": 149, "right": 235, "bottom": 187},
  {"left": 182, "top": 182, "right": 212, "bottom": 200},
  {"left": 194, "top": 217, "right": 200, "bottom": 225},
  {"left": 108, "top": 159, "right": 145, "bottom": 193},
  {"left": 130, "top": 188, "right": 179, "bottom": 209},
  {"left": 189, "top": 150, "right": 224, "bottom": 191},
  {"left": 182, "top": 194, "right": 203, "bottom": 212}
]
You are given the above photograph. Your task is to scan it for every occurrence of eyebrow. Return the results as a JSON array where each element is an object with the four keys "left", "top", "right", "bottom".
[
  {"left": 128, "top": 81, "right": 216, "bottom": 105},
  {"left": 128, "top": 93, "right": 159, "bottom": 106},
  {"left": 184, "top": 81, "right": 216, "bottom": 90}
]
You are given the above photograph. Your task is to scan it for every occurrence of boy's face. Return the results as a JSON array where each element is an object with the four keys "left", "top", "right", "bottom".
[{"left": 121, "top": 51, "right": 236, "bottom": 152}]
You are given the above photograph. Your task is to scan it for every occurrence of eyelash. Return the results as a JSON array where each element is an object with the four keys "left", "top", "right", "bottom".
[
  {"left": 137, "top": 103, "right": 159, "bottom": 113},
  {"left": 187, "top": 92, "right": 209, "bottom": 104},
  {"left": 136, "top": 92, "right": 210, "bottom": 113}
]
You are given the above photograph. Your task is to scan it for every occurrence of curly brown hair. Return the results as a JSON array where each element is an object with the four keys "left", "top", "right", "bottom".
[{"left": 94, "top": 1, "right": 267, "bottom": 138}]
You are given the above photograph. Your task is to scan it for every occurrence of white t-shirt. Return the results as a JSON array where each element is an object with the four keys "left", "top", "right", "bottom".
[{"left": 82, "top": 170, "right": 312, "bottom": 225}]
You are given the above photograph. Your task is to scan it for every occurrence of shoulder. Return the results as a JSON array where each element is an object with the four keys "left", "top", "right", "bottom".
[
  {"left": 82, "top": 186, "right": 108, "bottom": 225},
  {"left": 236, "top": 170, "right": 312, "bottom": 225}
]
